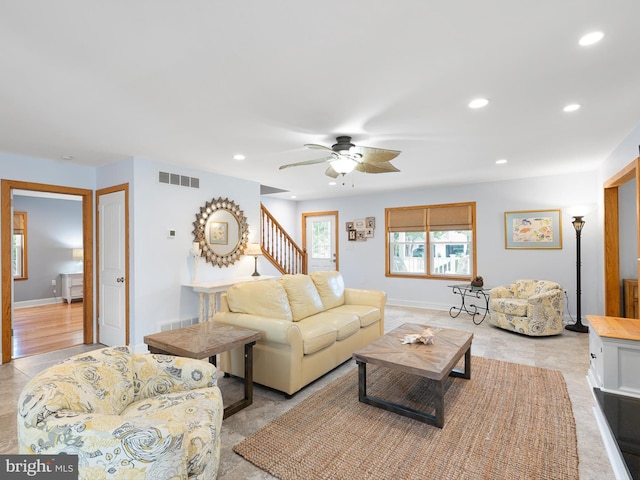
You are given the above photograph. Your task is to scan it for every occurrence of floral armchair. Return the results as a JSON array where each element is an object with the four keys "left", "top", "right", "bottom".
[
  {"left": 17, "top": 346, "right": 223, "bottom": 479},
  {"left": 488, "top": 279, "right": 564, "bottom": 336}
]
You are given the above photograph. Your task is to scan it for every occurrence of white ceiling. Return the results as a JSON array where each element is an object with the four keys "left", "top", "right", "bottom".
[{"left": 1, "top": 1, "right": 639, "bottom": 200}]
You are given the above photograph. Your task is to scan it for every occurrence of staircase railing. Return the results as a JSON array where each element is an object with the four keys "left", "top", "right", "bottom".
[{"left": 260, "top": 203, "right": 306, "bottom": 275}]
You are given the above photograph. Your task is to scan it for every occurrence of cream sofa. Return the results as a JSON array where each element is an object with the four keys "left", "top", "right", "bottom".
[
  {"left": 488, "top": 279, "right": 564, "bottom": 336},
  {"left": 213, "top": 271, "right": 386, "bottom": 396},
  {"left": 17, "top": 346, "right": 224, "bottom": 480}
]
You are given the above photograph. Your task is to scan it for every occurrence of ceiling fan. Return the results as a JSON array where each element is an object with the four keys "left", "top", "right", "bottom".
[{"left": 279, "top": 136, "right": 401, "bottom": 178}]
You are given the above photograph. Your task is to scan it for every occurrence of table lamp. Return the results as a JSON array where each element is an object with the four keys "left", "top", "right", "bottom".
[{"left": 244, "top": 243, "right": 263, "bottom": 276}]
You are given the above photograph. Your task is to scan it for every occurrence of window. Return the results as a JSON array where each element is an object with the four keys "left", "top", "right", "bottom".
[
  {"left": 386, "top": 202, "right": 476, "bottom": 280},
  {"left": 311, "top": 219, "right": 331, "bottom": 259},
  {"left": 12, "top": 211, "right": 28, "bottom": 280}
]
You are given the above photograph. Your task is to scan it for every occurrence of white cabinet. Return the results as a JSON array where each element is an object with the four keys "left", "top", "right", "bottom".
[
  {"left": 60, "top": 273, "right": 83, "bottom": 303},
  {"left": 587, "top": 315, "right": 640, "bottom": 398}
]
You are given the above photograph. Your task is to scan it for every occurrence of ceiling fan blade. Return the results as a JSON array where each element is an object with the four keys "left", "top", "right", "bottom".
[
  {"left": 279, "top": 156, "right": 334, "bottom": 170},
  {"left": 304, "top": 143, "right": 333, "bottom": 152},
  {"left": 355, "top": 162, "right": 400, "bottom": 174},
  {"left": 324, "top": 165, "right": 340, "bottom": 178},
  {"left": 354, "top": 146, "right": 401, "bottom": 163}
]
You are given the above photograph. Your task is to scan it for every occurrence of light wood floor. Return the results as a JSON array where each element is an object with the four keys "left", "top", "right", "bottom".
[{"left": 12, "top": 301, "right": 84, "bottom": 359}]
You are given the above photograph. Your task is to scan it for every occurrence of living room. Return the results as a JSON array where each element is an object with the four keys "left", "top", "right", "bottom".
[{"left": 1, "top": 2, "right": 640, "bottom": 479}]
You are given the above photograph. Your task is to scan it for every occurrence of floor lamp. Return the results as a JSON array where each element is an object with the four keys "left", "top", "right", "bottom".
[{"left": 566, "top": 216, "right": 589, "bottom": 333}]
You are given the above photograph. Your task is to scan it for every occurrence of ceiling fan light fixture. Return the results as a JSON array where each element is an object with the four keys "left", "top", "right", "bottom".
[{"left": 330, "top": 157, "right": 357, "bottom": 174}]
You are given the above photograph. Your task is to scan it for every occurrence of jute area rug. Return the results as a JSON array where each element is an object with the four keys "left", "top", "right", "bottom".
[{"left": 234, "top": 356, "right": 579, "bottom": 480}]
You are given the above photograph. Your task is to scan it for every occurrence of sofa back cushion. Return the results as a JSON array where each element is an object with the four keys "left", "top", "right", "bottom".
[
  {"left": 310, "top": 271, "right": 345, "bottom": 310},
  {"left": 18, "top": 346, "right": 135, "bottom": 426},
  {"left": 279, "top": 274, "right": 325, "bottom": 321},
  {"left": 227, "top": 280, "right": 293, "bottom": 321}
]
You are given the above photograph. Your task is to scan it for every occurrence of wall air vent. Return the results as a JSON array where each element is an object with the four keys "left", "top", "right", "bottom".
[{"left": 158, "top": 171, "right": 199, "bottom": 189}]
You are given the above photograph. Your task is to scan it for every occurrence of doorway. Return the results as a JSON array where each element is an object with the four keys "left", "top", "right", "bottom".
[
  {"left": 302, "top": 211, "right": 339, "bottom": 273},
  {"left": 1, "top": 180, "right": 94, "bottom": 363}
]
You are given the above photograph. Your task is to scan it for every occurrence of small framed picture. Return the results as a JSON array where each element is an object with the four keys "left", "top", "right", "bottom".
[
  {"left": 208, "top": 222, "right": 228, "bottom": 244},
  {"left": 348, "top": 230, "right": 357, "bottom": 241},
  {"left": 354, "top": 218, "right": 366, "bottom": 230},
  {"left": 346, "top": 221, "right": 354, "bottom": 231},
  {"left": 366, "top": 217, "right": 375, "bottom": 229},
  {"left": 356, "top": 231, "right": 366, "bottom": 241},
  {"left": 364, "top": 228, "right": 374, "bottom": 238}
]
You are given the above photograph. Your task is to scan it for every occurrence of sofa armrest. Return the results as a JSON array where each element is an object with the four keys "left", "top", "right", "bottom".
[
  {"left": 344, "top": 288, "right": 387, "bottom": 310},
  {"left": 213, "top": 312, "right": 302, "bottom": 346},
  {"left": 133, "top": 354, "right": 218, "bottom": 401},
  {"left": 18, "top": 411, "right": 188, "bottom": 476}
]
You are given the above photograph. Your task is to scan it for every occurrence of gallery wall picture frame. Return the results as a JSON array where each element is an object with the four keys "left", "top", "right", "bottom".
[
  {"left": 346, "top": 222, "right": 354, "bottom": 231},
  {"left": 366, "top": 217, "right": 375, "bottom": 229},
  {"left": 348, "top": 230, "right": 357, "bottom": 241},
  {"left": 364, "top": 228, "right": 374, "bottom": 238},
  {"left": 354, "top": 218, "right": 366, "bottom": 230},
  {"left": 504, "top": 209, "right": 562, "bottom": 249}
]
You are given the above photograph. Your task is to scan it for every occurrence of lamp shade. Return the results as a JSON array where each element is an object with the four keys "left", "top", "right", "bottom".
[
  {"left": 244, "top": 243, "right": 262, "bottom": 256},
  {"left": 572, "top": 216, "right": 585, "bottom": 232},
  {"left": 72, "top": 248, "right": 84, "bottom": 261}
]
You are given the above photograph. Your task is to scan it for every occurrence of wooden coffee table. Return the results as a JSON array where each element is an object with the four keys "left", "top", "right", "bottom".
[
  {"left": 352, "top": 322, "right": 472, "bottom": 428},
  {"left": 144, "top": 322, "right": 260, "bottom": 419}
]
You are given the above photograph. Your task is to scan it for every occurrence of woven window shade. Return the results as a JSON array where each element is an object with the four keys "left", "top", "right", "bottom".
[
  {"left": 428, "top": 204, "right": 472, "bottom": 231},
  {"left": 387, "top": 208, "right": 426, "bottom": 232}
]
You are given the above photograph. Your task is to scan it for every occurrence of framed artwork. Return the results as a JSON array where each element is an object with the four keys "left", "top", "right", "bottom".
[
  {"left": 364, "top": 228, "right": 374, "bottom": 238},
  {"left": 348, "top": 230, "right": 357, "bottom": 241},
  {"left": 366, "top": 217, "right": 375, "bottom": 229},
  {"left": 504, "top": 209, "right": 562, "bottom": 249},
  {"left": 209, "top": 222, "right": 228, "bottom": 244},
  {"left": 354, "top": 218, "right": 366, "bottom": 230},
  {"left": 356, "top": 231, "right": 366, "bottom": 241},
  {"left": 346, "top": 221, "right": 354, "bottom": 231}
]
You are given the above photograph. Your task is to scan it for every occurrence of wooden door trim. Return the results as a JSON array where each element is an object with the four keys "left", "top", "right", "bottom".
[
  {"left": 2, "top": 180, "right": 94, "bottom": 363},
  {"left": 603, "top": 157, "right": 640, "bottom": 316},
  {"left": 302, "top": 211, "right": 339, "bottom": 271},
  {"left": 96, "top": 184, "right": 130, "bottom": 345}
]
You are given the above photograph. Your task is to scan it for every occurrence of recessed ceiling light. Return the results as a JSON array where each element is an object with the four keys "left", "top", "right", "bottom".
[
  {"left": 290, "top": 195, "right": 296, "bottom": 199},
  {"left": 495, "top": 159, "right": 507, "bottom": 165},
  {"left": 233, "top": 154, "right": 245, "bottom": 161},
  {"left": 563, "top": 104, "right": 581, "bottom": 112},
  {"left": 468, "top": 98, "right": 489, "bottom": 109},
  {"left": 579, "top": 31, "right": 604, "bottom": 46},
  {"left": 328, "top": 181, "right": 337, "bottom": 186},
  {"left": 60, "top": 155, "right": 74, "bottom": 161}
]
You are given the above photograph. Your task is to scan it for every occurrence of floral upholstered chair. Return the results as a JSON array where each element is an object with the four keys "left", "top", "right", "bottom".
[
  {"left": 17, "top": 346, "right": 223, "bottom": 480},
  {"left": 488, "top": 279, "right": 564, "bottom": 336}
]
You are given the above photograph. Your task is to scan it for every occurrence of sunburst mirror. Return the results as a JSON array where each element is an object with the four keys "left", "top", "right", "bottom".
[{"left": 192, "top": 197, "right": 249, "bottom": 267}]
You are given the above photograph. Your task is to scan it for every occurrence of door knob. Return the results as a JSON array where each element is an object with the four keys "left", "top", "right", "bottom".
[{"left": 117, "top": 277, "right": 125, "bottom": 283}]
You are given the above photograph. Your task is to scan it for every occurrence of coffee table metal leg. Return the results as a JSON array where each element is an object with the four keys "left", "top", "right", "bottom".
[
  {"left": 357, "top": 360, "right": 446, "bottom": 428},
  {"left": 450, "top": 346, "right": 471, "bottom": 380}
]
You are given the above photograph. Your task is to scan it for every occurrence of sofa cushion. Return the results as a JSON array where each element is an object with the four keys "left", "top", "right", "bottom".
[
  {"left": 279, "top": 274, "right": 325, "bottom": 322},
  {"left": 330, "top": 304, "right": 381, "bottom": 327},
  {"left": 310, "top": 271, "right": 345, "bottom": 310},
  {"left": 309, "top": 311, "right": 360, "bottom": 341},
  {"left": 227, "top": 280, "right": 293, "bottom": 321},
  {"left": 294, "top": 320, "right": 337, "bottom": 354},
  {"left": 489, "top": 297, "right": 530, "bottom": 316}
]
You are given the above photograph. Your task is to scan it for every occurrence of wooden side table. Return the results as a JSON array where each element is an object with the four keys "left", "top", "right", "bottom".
[{"left": 144, "top": 322, "right": 261, "bottom": 418}]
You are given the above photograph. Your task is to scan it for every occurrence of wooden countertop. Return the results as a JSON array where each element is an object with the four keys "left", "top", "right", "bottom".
[{"left": 587, "top": 315, "right": 640, "bottom": 341}]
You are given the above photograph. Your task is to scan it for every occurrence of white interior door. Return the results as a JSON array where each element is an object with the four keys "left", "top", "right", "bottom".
[
  {"left": 305, "top": 214, "right": 337, "bottom": 273},
  {"left": 98, "top": 189, "right": 127, "bottom": 346}
]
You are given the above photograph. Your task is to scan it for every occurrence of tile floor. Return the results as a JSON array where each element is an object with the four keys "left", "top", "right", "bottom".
[{"left": 0, "top": 306, "right": 617, "bottom": 479}]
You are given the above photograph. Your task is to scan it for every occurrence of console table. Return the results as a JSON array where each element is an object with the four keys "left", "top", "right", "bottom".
[
  {"left": 185, "top": 275, "right": 276, "bottom": 322},
  {"left": 448, "top": 284, "right": 493, "bottom": 325}
]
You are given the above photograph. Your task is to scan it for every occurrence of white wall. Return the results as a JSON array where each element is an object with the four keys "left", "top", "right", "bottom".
[{"left": 294, "top": 171, "right": 600, "bottom": 319}]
